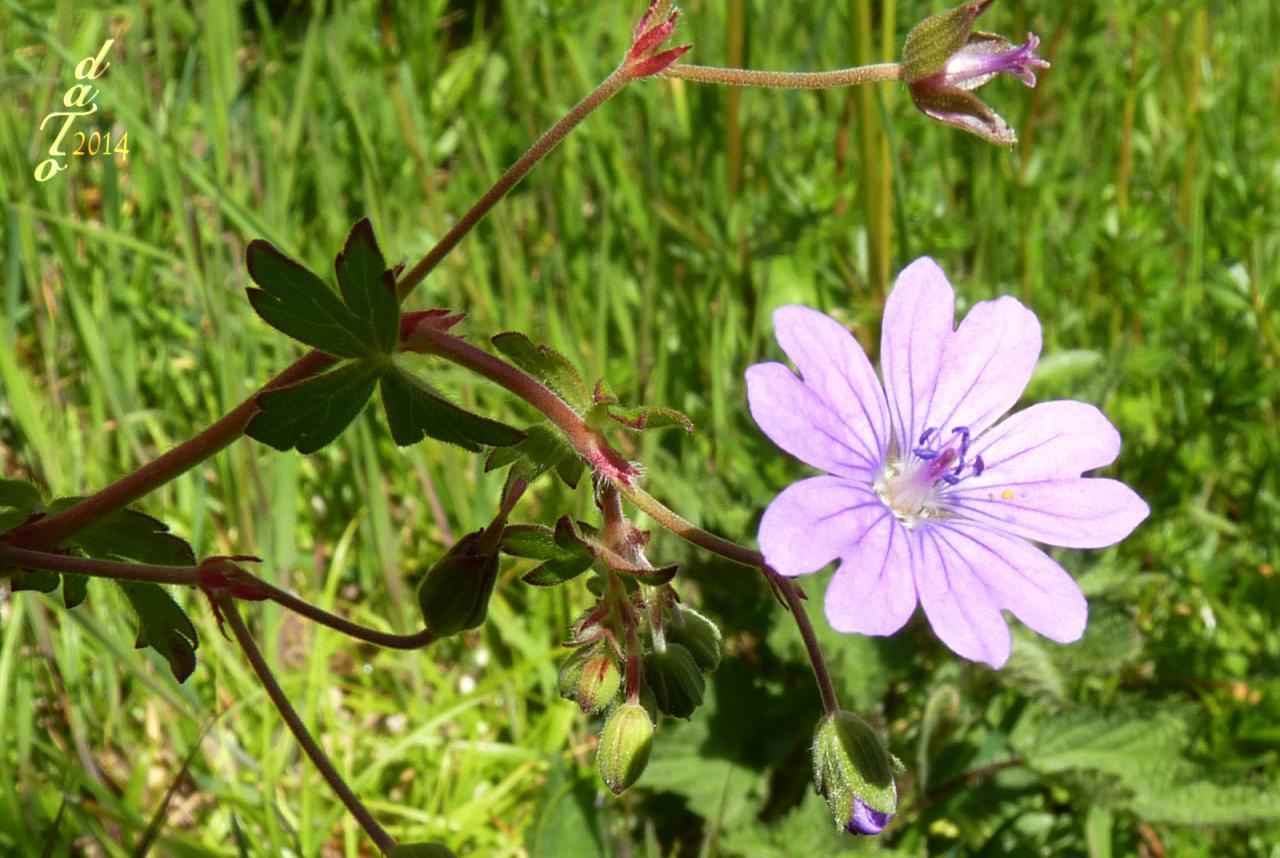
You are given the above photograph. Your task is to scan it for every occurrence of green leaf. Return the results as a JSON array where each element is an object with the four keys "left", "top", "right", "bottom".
[
  {"left": 491, "top": 332, "right": 591, "bottom": 412},
  {"left": 484, "top": 423, "right": 582, "bottom": 487},
  {"left": 380, "top": 367, "right": 524, "bottom": 450},
  {"left": 0, "top": 478, "right": 43, "bottom": 531},
  {"left": 606, "top": 405, "right": 694, "bottom": 434},
  {"left": 119, "top": 582, "right": 199, "bottom": 682},
  {"left": 247, "top": 360, "right": 382, "bottom": 453},
  {"left": 62, "top": 574, "right": 88, "bottom": 609},
  {"left": 246, "top": 239, "right": 372, "bottom": 358},
  {"left": 46, "top": 501, "right": 196, "bottom": 566},
  {"left": 553, "top": 516, "right": 591, "bottom": 554},
  {"left": 8, "top": 569, "right": 59, "bottom": 592},
  {"left": 500, "top": 524, "right": 560, "bottom": 559},
  {"left": 0, "top": 479, "right": 43, "bottom": 515},
  {"left": 334, "top": 218, "right": 400, "bottom": 355},
  {"left": 522, "top": 554, "right": 594, "bottom": 587}
]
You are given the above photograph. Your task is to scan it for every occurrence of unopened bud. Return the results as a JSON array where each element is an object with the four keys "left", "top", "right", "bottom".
[
  {"left": 812, "top": 711, "right": 897, "bottom": 836},
  {"left": 665, "top": 606, "right": 722, "bottom": 672},
  {"left": 643, "top": 643, "right": 704, "bottom": 718},
  {"left": 598, "top": 703, "right": 654, "bottom": 794},
  {"left": 417, "top": 530, "right": 499, "bottom": 637},
  {"left": 558, "top": 645, "right": 622, "bottom": 714}
]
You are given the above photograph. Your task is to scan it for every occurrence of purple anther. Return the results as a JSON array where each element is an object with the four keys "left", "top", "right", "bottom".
[
  {"left": 914, "top": 447, "right": 941, "bottom": 460},
  {"left": 972, "top": 455, "right": 985, "bottom": 477},
  {"left": 918, "top": 427, "right": 939, "bottom": 447},
  {"left": 951, "top": 426, "right": 971, "bottom": 456}
]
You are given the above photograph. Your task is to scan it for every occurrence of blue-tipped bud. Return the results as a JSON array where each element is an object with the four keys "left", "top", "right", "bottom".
[{"left": 811, "top": 711, "right": 897, "bottom": 836}]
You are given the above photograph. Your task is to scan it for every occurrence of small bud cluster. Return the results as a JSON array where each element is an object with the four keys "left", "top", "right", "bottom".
[{"left": 557, "top": 578, "right": 723, "bottom": 794}]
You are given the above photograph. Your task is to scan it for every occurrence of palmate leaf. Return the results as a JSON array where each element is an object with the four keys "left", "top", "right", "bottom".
[
  {"left": 501, "top": 520, "right": 596, "bottom": 587},
  {"left": 246, "top": 360, "right": 383, "bottom": 454},
  {"left": 46, "top": 500, "right": 197, "bottom": 566},
  {"left": 0, "top": 478, "right": 43, "bottom": 530},
  {"left": 380, "top": 367, "right": 524, "bottom": 451}
]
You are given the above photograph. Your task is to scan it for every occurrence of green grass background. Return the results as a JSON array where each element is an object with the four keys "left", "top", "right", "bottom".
[{"left": 2, "top": 0, "right": 1278, "bottom": 855}]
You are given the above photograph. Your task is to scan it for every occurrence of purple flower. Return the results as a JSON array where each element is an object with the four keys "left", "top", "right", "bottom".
[
  {"left": 847, "top": 798, "right": 892, "bottom": 835},
  {"left": 902, "top": 0, "right": 1050, "bottom": 148},
  {"left": 746, "top": 258, "right": 1149, "bottom": 668}
]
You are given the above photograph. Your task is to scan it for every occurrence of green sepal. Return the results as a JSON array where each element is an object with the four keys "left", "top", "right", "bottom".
[
  {"left": 380, "top": 367, "right": 524, "bottom": 451},
  {"left": 901, "top": 0, "right": 990, "bottom": 83},
  {"left": 416, "top": 530, "right": 501, "bottom": 637},
  {"left": 484, "top": 423, "right": 582, "bottom": 487},
  {"left": 119, "top": 581, "right": 199, "bottom": 683},
  {"left": 491, "top": 332, "right": 591, "bottom": 412},
  {"left": 598, "top": 703, "right": 654, "bottom": 795},
  {"left": 605, "top": 405, "right": 694, "bottom": 434},
  {"left": 246, "top": 360, "right": 382, "bottom": 453},
  {"left": 643, "top": 644, "right": 705, "bottom": 718},
  {"left": 812, "top": 710, "right": 898, "bottom": 825}
]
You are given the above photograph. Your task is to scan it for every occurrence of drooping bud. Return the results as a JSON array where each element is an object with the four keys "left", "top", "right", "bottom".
[
  {"left": 811, "top": 711, "right": 897, "bottom": 836},
  {"left": 642, "top": 643, "right": 705, "bottom": 718},
  {"left": 598, "top": 702, "right": 654, "bottom": 794},
  {"left": 901, "top": 0, "right": 1049, "bottom": 148},
  {"left": 416, "top": 529, "right": 500, "bottom": 638},
  {"left": 557, "top": 645, "right": 623, "bottom": 714},
  {"left": 664, "top": 606, "right": 722, "bottom": 672}
]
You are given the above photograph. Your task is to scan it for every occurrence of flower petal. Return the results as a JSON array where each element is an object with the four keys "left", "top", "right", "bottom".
[
  {"left": 933, "top": 521, "right": 1087, "bottom": 644},
  {"left": 881, "top": 258, "right": 956, "bottom": 450},
  {"left": 969, "top": 400, "right": 1122, "bottom": 483},
  {"left": 949, "top": 478, "right": 1150, "bottom": 548},
  {"left": 746, "top": 363, "right": 881, "bottom": 479},
  {"left": 772, "top": 306, "right": 891, "bottom": 464},
  {"left": 925, "top": 296, "right": 1041, "bottom": 438},
  {"left": 915, "top": 527, "right": 1011, "bottom": 667},
  {"left": 759, "top": 477, "right": 885, "bottom": 577},
  {"left": 824, "top": 510, "right": 918, "bottom": 636}
]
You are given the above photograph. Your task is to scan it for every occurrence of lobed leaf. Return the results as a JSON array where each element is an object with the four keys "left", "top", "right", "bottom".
[
  {"left": 606, "top": 405, "right": 694, "bottom": 434},
  {"left": 246, "top": 239, "right": 374, "bottom": 358},
  {"left": 46, "top": 500, "right": 197, "bottom": 566},
  {"left": 246, "top": 360, "right": 382, "bottom": 453},
  {"left": 380, "top": 367, "right": 524, "bottom": 450},
  {"left": 119, "top": 582, "right": 199, "bottom": 682},
  {"left": 334, "top": 218, "right": 400, "bottom": 355}
]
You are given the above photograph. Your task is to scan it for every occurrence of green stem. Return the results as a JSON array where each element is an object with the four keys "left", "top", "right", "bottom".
[
  {"left": 219, "top": 596, "right": 396, "bottom": 854},
  {"left": 663, "top": 62, "right": 902, "bottom": 89}
]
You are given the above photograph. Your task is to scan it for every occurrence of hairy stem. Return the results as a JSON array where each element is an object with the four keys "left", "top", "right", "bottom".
[
  {"left": 663, "top": 62, "right": 902, "bottom": 89},
  {"left": 219, "top": 596, "right": 396, "bottom": 854},
  {"left": 0, "top": 545, "right": 198, "bottom": 586},
  {"left": 0, "top": 546, "right": 434, "bottom": 650},
  {"left": 396, "top": 68, "right": 630, "bottom": 299},
  {"left": 765, "top": 567, "right": 841, "bottom": 716}
]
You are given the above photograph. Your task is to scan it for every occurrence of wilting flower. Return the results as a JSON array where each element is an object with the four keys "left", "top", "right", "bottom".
[
  {"left": 746, "top": 258, "right": 1149, "bottom": 668},
  {"left": 902, "top": 0, "right": 1050, "bottom": 147}
]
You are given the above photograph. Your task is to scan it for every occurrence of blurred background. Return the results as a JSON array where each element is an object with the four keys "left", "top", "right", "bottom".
[{"left": 1, "top": 0, "right": 1277, "bottom": 855}]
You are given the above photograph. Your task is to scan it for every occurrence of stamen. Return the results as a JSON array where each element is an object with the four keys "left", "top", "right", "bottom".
[{"left": 972, "top": 455, "right": 985, "bottom": 476}]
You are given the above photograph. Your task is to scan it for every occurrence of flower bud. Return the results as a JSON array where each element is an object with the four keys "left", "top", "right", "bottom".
[
  {"left": 598, "top": 702, "right": 654, "bottom": 794},
  {"left": 811, "top": 711, "right": 897, "bottom": 835},
  {"left": 557, "top": 645, "right": 622, "bottom": 714},
  {"left": 901, "top": 0, "right": 1049, "bottom": 148},
  {"left": 664, "top": 606, "right": 722, "bottom": 672},
  {"left": 643, "top": 643, "right": 704, "bottom": 718},
  {"left": 416, "top": 530, "right": 499, "bottom": 638}
]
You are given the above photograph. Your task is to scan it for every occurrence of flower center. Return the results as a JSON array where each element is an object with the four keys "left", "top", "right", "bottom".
[{"left": 874, "top": 426, "right": 985, "bottom": 527}]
